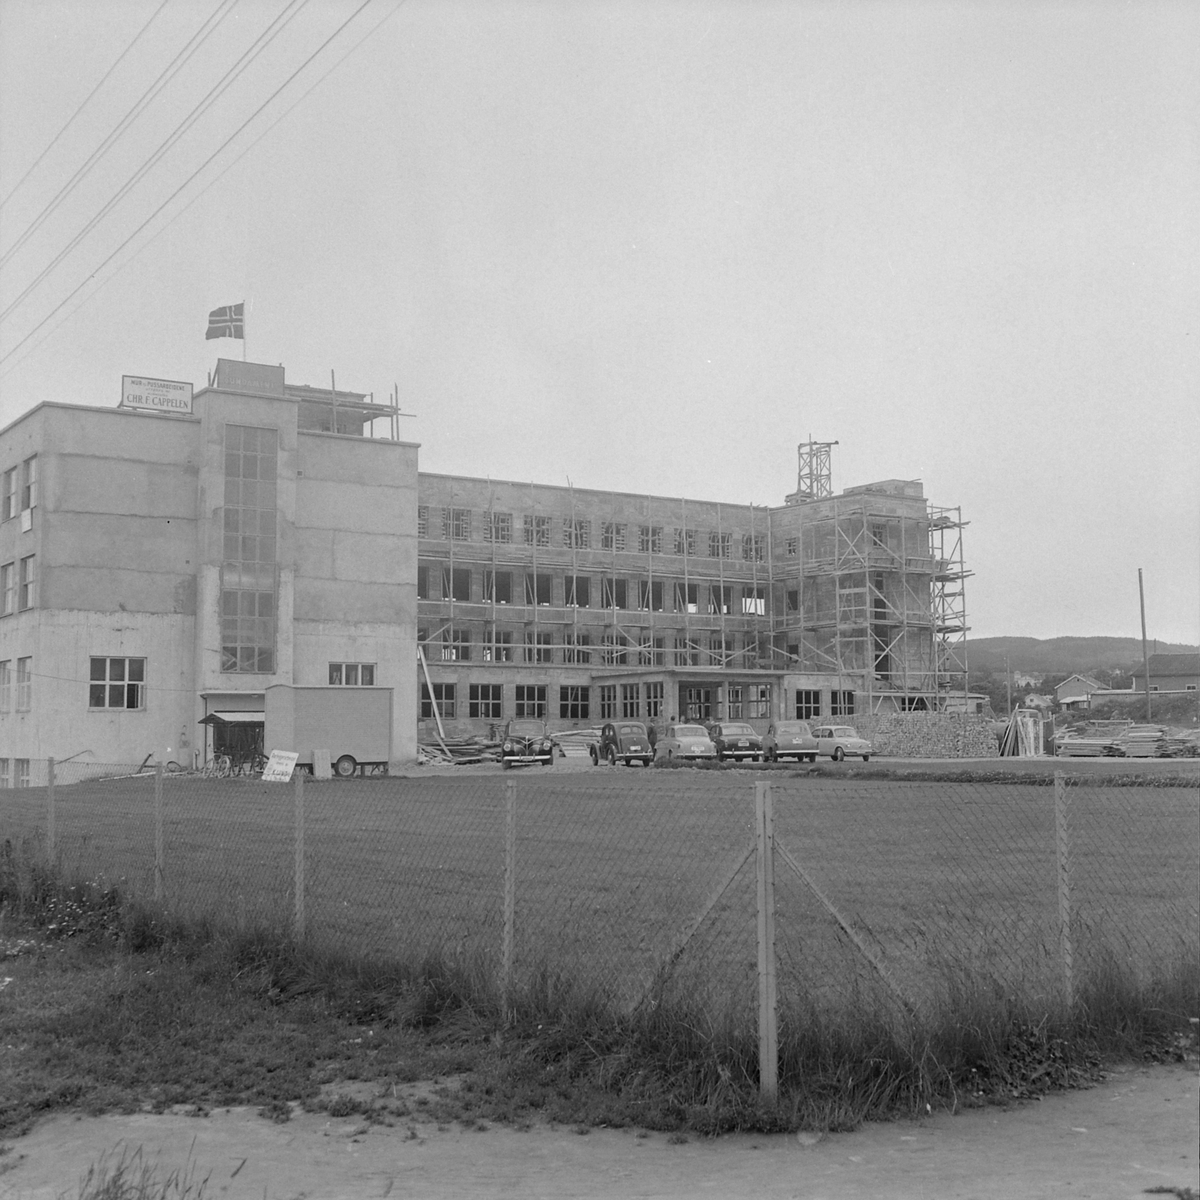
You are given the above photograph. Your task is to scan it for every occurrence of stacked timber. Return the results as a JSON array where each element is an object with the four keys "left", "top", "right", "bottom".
[
  {"left": 553, "top": 728, "right": 603, "bottom": 758},
  {"left": 1119, "top": 725, "right": 1165, "bottom": 757},
  {"left": 417, "top": 737, "right": 501, "bottom": 766}
]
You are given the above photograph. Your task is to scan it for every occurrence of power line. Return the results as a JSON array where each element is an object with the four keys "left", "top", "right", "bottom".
[
  {"left": 1, "top": 0, "right": 312, "bottom": 324},
  {"left": 0, "top": 0, "right": 173, "bottom": 214},
  {"left": 0, "top": 0, "right": 409, "bottom": 381},
  {"left": 0, "top": 0, "right": 238, "bottom": 272},
  {"left": 0, "top": 0, "right": 385, "bottom": 372}
]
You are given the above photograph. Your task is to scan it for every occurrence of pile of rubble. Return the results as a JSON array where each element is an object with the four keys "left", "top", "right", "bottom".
[{"left": 859, "top": 713, "right": 1000, "bottom": 759}]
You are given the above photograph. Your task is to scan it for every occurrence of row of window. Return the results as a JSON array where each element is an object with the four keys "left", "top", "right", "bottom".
[
  {"left": 796, "top": 689, "right": 856, "bottom": 718},
  {"left": 0, "top": 758, "right": 31, "bottom": 788},
  {"left": 0, "top": 658, "right": 33, "bottom": 713},
  {"left": 1, "top": 455, "right": 37, "bottom": 522},
  {"left": 420, "top": 680, "right": 672, "bottom": 722},
  {"left": 419, "top": 506, "right": 767, "bottom": 560},
  {"left": 420, "top": 566, "right": 767, "bottom": 615},
  {"left": 0, "top": 556, "right": 36, "bottom": 615},
  {"left": 419, "top": 627, "right": 758, "bottom": 667}
]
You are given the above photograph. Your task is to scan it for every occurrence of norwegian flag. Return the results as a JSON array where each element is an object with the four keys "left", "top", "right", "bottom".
[{"left": 206, "top": 303, "right": 244, "bottom": 340}]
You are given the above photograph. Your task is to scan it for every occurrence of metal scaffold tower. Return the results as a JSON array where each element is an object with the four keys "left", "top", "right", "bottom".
[
  {"left": 786, "top": 440, "right": 837, "bottom": 504},
  {"left": 929, "top": 505, "right": 971, "bottom": 707}
]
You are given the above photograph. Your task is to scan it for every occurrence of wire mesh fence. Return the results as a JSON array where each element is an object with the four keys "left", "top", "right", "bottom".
[{"left": 2, "top": 760, "right": 1196, "bottom": 1032}]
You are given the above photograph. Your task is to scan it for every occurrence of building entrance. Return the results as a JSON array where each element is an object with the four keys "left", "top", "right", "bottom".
[{"left": 680, "top": 686, "right": 713, "bottom": 722}]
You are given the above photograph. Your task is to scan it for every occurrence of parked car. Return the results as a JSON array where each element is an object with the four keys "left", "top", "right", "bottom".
[
  {"left": 811, "top": 724, "right": 872, "bottom": 762},
  {"left": 590, "top": 721, "right": 653, "bottom": 767},
  {"left": 654, "top": 723, "right": 717, "bottom": 762},
  {"left": 500, "top": 719, "right": 554, "bottom": 768},
  {"left": 708, "top": 721, "right": 763, "bottom": 762},
  {"left": 762, "top": 719, "right": 818, "bottom": 762}
]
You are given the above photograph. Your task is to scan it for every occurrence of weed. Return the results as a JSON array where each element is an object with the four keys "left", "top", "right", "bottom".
[{"left": 70, "top": 1143, "right": 210, "bottom": 1200}]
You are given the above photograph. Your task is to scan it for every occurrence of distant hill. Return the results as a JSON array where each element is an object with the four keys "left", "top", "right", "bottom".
[{"left": 968, "top": 636, "right": 1199, "bottom": 676}]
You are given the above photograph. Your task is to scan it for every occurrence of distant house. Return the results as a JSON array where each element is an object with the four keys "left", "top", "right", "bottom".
[
  {"left": 1055, "top": 674, "right": 1103, "bottom": 709},
  {"left": 1021, "top": 693, "right": 1054, "bottom": 710},
  {"left": 1130, "top": 654, "right": 1200, "bottom": 694},
  {"left": 1012, "top": 672, "right": 1042, "bottom": 688}
]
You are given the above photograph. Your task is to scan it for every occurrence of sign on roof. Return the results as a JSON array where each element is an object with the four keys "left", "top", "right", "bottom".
[{"left": 121, "top": 375, "right": 194, "bottom": 414}]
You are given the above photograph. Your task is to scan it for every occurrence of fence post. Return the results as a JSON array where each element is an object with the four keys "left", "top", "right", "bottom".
[
  {"left": 501, "top": 777, "right": 516, "bottom": 1018},
  {"left": 154, "top": 763, "right": 164, "bottom": 902},
  {"left": 1054, "top": 771, "right": 1074, "bottom": 1007},
  {"left": 46, "top": 757, "right": 55, "bottom": 866},
  {"left": 755, "top": 779, "right": 778, "bottom": 1105},
  {"left": 294, "top": 768, "right": 306, "bottom": 940}
]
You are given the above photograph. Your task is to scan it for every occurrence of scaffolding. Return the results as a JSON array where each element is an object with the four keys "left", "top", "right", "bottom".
[{"left": 929, "top": 505, "right": 970, "bottom": 710}]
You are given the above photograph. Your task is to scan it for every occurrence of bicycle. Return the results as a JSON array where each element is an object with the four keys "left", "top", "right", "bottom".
[{"left": 201, "top": 755, "right": 233, "bottom": 779}]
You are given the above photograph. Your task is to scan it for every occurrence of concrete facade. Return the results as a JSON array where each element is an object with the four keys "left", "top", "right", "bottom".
[{"left": 0, "top": 360, "right": 418, "bottom": 777}]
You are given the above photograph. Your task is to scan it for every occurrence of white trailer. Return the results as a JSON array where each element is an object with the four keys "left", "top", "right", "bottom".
[{"left": 264, "top": 684, "right": 393, "bottom": 777}]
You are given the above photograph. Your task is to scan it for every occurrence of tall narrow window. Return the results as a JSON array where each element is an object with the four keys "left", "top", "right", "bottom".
[
  {"left": 620, "top": 683, "right": 641, "bottom": 718},
  {"left": 17, "top": 556, "right": 35, "bottom": 610},
  {"left": 0, "top": 660, "right": 10, "bottom": 713},
  {"left": 599, "top": 684, "right": 616, "bottom": 719},
  {"left": 221, "top": 425, "right": 278, "bottom": 673},
  {"left": 20, "top": 456, "right": 37, "bottom": 511},
  {"left": 1, "top": 470, "right": 15, "bottom": 521},
  {"left": 16, "top": 657, "right": 32, "bottom": 711},
  {"left": 0, "top": 563, "right": 12, "bottom": 615},
  {"left": 645, "top": 681, "right": 664, "bottom": 719}
]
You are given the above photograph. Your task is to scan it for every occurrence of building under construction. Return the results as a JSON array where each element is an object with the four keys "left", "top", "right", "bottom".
[{"left": 417, "top": 442, "right": 969, "bottom": 737}]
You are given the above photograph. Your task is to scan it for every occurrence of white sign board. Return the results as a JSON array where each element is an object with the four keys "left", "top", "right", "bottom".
[
  {"left": 261, "top": 750, "right": 300, "bottom": 782},
  {"left": 121, "top": 375, "right": 194, "bottom": 414}
]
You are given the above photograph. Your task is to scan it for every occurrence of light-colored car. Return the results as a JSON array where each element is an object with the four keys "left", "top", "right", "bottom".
[
  {"left": 654, "top": 723, "right": 717, "bottom": 762},
  {"left": 811, "top": 725, "right": 872, "bottom": 762},
  {"left": 709, "top": 721, "right": 762, "bottom": 762},
  {"left": 762, "top": 719, "right": 818, "bottom": 762}
]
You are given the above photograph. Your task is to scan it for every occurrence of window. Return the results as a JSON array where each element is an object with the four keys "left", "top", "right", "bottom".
[
  {"left": 523, "top": 631, "right": 553, "bottom": 663},
  {"left": 645, "top": 681, "right": 664, "bottom": 719},
  {"left": 417, "top": 506, "right": 429, "bottom": 538},
  {"left": 524, "top": 573, "right": 551, "bottom": 606},
  {"left": 786, "top": 643, "right": 799, "bottom": 664},
  {"left": 1187, "top": 685, "right": 1197, "bottom": 693},
  {"left": 726, "top": 686, "right": 743, "bottom": 718},
  {"left": 708, "top": 584, "right": 732, "bottom": 615},
  {"left": 621, "top": 683, "right": 641, "bottom": 718},
  {"left": 221, "top": 424, "right": 278, "bottom": 673},
  {"left": 469, "top": 683, "right": 503, "bottom": 719},
  {"left": 600, "top": 634, "right": 627, "bottom": 665},
  {"left": 653, "top": 636, "right": 666, "bottom": 666},
  {"left": 636, "top": 634, "right": 653, "bottom": 666},
  {"left": 0, "top": 660, "right": 9, "bottom": 713},
  {"left": 742, "top": 533, "right": 764, "bottom": 561},
  {"left": 681, "top": 685, "right": 713, "bottom": 722},
  {"left": 484, "top": 511, "right": 513, "bottom": 543},
  {"left": 329, "top": 662, "right": 377, "bottom": 685},
  {"left": 0, "top": 760, "right": 7, "bottom": 788},
  {"left": 484, "top": 570, "right": 513, "bottom": 605},
  {"left": 747, "top": 684, "right": 770, "bottom": 719},
  {"left": 708, "top": 531, "right": 732, "bottom": 558},
  {"left": 1, "top": 469, "right": 15, "bottom": 521},
  {"left": 442, "top": 566, "right": 471, "bottom": 602},
  {"left": 639, "top": 525, "right": 663, "bottom": 553},
  {"left": 602, "top": 577, "right": 627, "bottom": 608},
  {"left": 15, "top": 759, "right": 30, "bottom": 788},
  {"left": 420, "top": 682, "right": 456, "bottom": 719},
  {"left": 444, "top": 507, "right": 471, "bottom": 540},
  {"left": 417, "top": 565, "right": 429, "bottom": 599},
  {"left": 675, "top": 581, "right": 698, "bottom": 613},
  {"left": 786, "top": 589, "right": 799, "bottom": 613},
  {"left": 89, "top": 656, "right": 146, "bottom": 708},
  {"left": 710, "top": 635, "right": 732, "bottom": 665},
  {"left": 742, "top": 585, "right": 765, "bottom": 616},
  {"left": 523, "top": 514, "right": 551, "bottom": 546},
  {"left": 832, "top": 689, "right": 855, "bottom": 717},
  {"left": 442, "top": 629, "right": 471, "bottom": 661},
  {"left": 515, "top": 684, "right": 547, "bottom": 718},
  {"left": 601, "top": 522, "right": 626, "bottom": 551},
  {"left": 599, "top": 684, "right": 616, "bottom": 720},
  {"left": 563, "top": 632, "right": 592, "bottom": 664},
  {"left": 796, "top": 689, "right": 821, "bottom": 719},
  {"left": 637, "top": 579, "right": 664, "bottom": 612},
  {"left": 560, "top": 685, "right": 589, "bottom": 720},
  {"left": 673, "top": 527, "right": 696, "bottom": 556},
  {"left": 565, "top": 575, "right": 590, "bottom": 607},
  {"left": 785, "top": 537, "right": 798, "bottom": 557},
  {"left": 674, "top": 636, "right": 699, "bottom": 666},
  {"left": 488, "top": 631, "right": 514, "bottom": 662},
  {"left": 563, "top": 517, "right": 591, "bottom": 549},
  {"left": 20, "top": 456, "right": 37, "bottom": 511},
  {"left": 870, "top": 522, "right": 888, "bottom": 548},
  {"left": 0, "top": 563, "right": 12, "bottom": 615},
  {"left": 18, "top": 556, "right": 35, "bottom": 610},
  {"left": 16, "top": 657, "right": 32, "bottom": 711}
]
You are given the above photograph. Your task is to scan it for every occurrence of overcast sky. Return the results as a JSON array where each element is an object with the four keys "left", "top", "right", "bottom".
[{"left": 1, "top": 0, "right": 1196, "bottom": 644}]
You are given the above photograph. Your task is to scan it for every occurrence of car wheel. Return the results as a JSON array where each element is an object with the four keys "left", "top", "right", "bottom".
[
  {"left": 501, "top": 759, "right": 511, "bottom": 770},
  {"left": 863, "top": 754, "right": 870, "bottom": 762},
  {"left": 334, "top": 754, "right": 357, "bottom": 777},
  {"left": 589, "top": 747, "right": 598, "bottom": 766},
  {"left": 607, "top": 746, "right": 617, "bottom": 767},
  {"left": 833, "top": 747, "right": 845, "bottom": 762},
  {"left": 543, "top": 754, "right": 554, "bottom": 767},
  {"left": 643, "top": 758, "right": 652, "bottom": 768}
]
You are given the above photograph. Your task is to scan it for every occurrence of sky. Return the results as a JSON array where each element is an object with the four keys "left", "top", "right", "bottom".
[{"left": 0, "top": 0, "right": 1196, "bottom": 645}]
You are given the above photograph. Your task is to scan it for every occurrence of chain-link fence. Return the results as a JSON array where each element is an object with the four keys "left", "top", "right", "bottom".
[{"left": 3, "top": 761, "right": 1196, "bottom": 1036}]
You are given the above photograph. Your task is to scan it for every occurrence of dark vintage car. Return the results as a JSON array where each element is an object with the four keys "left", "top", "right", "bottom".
[
  {"left": 590, "top": 720, "right": 653, "bottom": 767},
  {"left": 500, "top": 718, "right": 555, "bottom": 769},
  {"left": 708, "top": 721, "right": 763, "bottom": 762},
  {"left": 761, "top": 719, "right": 818, "bottom": 762}
]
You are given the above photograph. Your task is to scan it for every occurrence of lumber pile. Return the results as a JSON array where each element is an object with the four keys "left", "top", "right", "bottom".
[
  {"left": 863, "top": 713, "right": 1000, "bottom": 759},
  {"left": 417, "top": 737, "right": 501, "bottom": 766},
  {"left": 1118, "top": 725, "right": 1165, "bottom": 757},
  {"left": 552, "top": 728, "right": 602, "bottom": 758},
  {"left": 1053, "top": 718, "right": 1132, "bottom": 758}
]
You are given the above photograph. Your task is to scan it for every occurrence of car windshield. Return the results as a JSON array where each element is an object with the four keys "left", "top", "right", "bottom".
[
  {"left": 508, "top": 721, "right": 545, "bottom": 736},
  {"left": 830, "top": 727, "right": 857, "bottom": 737},
  {"left": 721, "top": 723, "right": 756, "bottom": 735},
  {"left": 618, "top": 724, "right": 645, "bottom": 736},
  {"left": 675, "top": 725, "right": 707, "bottom": 737},
  {"left": 775, "top": 722, "right": 810, "bottom": 734}
]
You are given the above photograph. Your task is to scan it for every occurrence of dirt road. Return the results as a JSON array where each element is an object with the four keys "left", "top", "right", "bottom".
[{"left": 3, "top": 1062, "right": 1195, "bottom": 1200}]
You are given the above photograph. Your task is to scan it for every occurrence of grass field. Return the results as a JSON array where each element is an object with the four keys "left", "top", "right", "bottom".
[{"left": 3, "top": 764, "right": 1196, "bottom": 1024}]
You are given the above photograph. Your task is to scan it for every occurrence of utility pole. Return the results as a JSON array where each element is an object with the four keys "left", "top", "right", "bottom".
[
  {"left": 1138, "top": 568, "right": 1151, "bottom": 723},
  {"left": 1006, "top": 654, "right": 1012, "bottom": 716}
]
